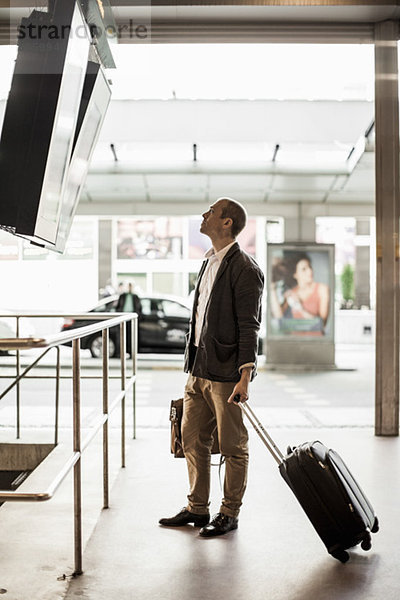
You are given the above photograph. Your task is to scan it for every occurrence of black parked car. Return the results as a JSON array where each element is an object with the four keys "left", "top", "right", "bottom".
[{"left": 61, "top": 294, "right": 191, "bottom": 357}]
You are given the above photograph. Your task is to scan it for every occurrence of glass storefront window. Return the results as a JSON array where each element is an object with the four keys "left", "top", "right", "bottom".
[
  {"left": 57, "top": 219, "right": 95, "bottom": 260},
  {"left": 117, "top": 218, "right": 183, "bottom": 260},
  {"left": 188, "top": 216, "right": 257, "bottom": 258},
  {"left": 153, "top": 272, "right": 184, "bottom": 296},
  {"left": 114, "top": 216, "right": 267, "bottom": 301},
  {"left": 316, "top": 217, "right": 356, "bottom": 305}
]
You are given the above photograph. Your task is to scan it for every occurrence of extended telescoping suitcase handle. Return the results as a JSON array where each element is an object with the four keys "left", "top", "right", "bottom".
[{"left": 233, "top": 395, "right": 284, "bottom": 465}]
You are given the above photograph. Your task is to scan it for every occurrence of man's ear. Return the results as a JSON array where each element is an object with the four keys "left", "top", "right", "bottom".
[{"left": 223, "top": 217, "right": 233, "bottom": 230}]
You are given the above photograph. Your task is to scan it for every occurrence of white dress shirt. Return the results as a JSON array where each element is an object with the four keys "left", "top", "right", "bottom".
[{"left": 194, "top": 241, "right": 254, "bottom": 374}]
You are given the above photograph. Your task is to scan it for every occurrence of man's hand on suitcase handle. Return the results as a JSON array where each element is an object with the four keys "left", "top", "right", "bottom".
[
  {"left": 227, "top": 366, "right": 251, "bottom": 404},
  {"left": 228, "top": 390, "right": 248, "bottom": 404},
  {"left": 232, "top": 393, "right": 246, "bottom": 404}
]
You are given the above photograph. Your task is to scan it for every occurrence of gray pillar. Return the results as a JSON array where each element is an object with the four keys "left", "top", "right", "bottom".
[
  {"left": 374, "top": 21, "right": 400, "bottom": 436},
  {"left": 284, "top": 208, "right": 315, "bottom": 242},
  {"left": 98, "top": 219, "right": 113, "bottom": 293}
]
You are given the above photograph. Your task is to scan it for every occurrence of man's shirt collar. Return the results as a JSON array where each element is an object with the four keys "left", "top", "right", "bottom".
[{"left": 204, "top": 240, "right": 236, "bottom": 263}]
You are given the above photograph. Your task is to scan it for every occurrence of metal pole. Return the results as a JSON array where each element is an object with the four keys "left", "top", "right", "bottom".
[
  {"left": 72, "top": 338, "right": 83, "bottom": 576},
  {"left": 132, "top": 317, "right": 137, "bottom": 440},
  {"left": 102, "top": 328, "right": 109, "bottom": 509},
  {"left": 120, "top": 322, "right": 126, "bottom": 468},
  {"left": 16, "top": 316, "right": 20, "bottom": 439},
  {"left": 374, "top": 21, "right": 400, "bottom": 436},
  {"left": 55, "top": 346, "right": 60, "bottom": 446}
]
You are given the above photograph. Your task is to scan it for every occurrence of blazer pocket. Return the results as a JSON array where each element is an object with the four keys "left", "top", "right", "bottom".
[{"left": 212, "top": 337, "right": 237, "bottom": 363}]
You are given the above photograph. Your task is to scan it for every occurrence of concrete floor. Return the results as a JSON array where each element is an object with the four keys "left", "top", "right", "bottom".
[
  {"left": 1, "top": 347, "right": 399, "bottom": 600},
  {"left": 63, "top": 427, "right": 399, "bottom": 600}
]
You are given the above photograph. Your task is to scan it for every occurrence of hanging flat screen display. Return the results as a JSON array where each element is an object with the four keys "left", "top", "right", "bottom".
[
  {"left": 0, "top": 0, "right": 92, "bottom": 247},
  {"left": 51, "top": 60, "right": 111, "bottom": 253}
]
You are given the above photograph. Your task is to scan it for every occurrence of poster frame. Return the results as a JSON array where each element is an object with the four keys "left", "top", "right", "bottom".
[{"left": 266, "top": 242, "right": 335, "bottom": 343}]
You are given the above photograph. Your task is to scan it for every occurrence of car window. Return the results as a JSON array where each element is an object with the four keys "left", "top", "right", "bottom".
[
  {"left": 152, "top": 300, "right": 162, "bottom": 313},
  {"left": 140, "top": 298, "right": 152, "bottom": 316},
  {"left": 140, "top": 299, "right": 161, "bottom": 315},
  {"left": 160, "top": 300, "right": 190, "bottom": 319}
]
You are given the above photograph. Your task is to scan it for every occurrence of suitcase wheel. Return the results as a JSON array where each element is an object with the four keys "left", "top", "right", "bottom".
[
  {"left": 361, "top": 534, "right": 372, "bottom": 552},
  {"left": 371, "top": 517, "right": 379, "bottom": 534},
  {"left": 361, "top": 539, "right": 372, "bottom": 552},
  {"left": 331, "top": 549, "right": 350, "bottom": 563}
]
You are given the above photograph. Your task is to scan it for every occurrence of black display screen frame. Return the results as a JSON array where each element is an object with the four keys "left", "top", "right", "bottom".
[{"left": 0, "top": 0, "right": 93, "bottom": 247}]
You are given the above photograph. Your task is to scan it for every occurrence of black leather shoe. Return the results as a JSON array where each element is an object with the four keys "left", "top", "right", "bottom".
[
  {"left": 159, "top": 508, "right": 210, "bottom": 527},
  {"left": 199, "top": 513, "right": 238, "bottom": 537}
]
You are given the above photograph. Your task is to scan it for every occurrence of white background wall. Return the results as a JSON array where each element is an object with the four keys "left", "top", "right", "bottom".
[{"left": 0, "top": 259, "right": 98, "bottom": 313}]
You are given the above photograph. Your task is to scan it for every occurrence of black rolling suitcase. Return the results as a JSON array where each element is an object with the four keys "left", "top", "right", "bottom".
[{"left": 235, "top": 398, "right": 379, "bottom": 563}]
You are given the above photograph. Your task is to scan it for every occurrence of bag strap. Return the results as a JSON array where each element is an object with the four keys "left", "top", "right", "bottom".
[{"left": 210, "top": 455, "right": 225, "bottom": 490}]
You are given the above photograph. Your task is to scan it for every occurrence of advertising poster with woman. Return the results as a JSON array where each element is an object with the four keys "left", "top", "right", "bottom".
[{"left": 267, "top": 243, "right": 335, "bottom": 339}]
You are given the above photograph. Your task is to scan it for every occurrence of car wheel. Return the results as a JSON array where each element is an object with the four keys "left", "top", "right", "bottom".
[{"left": 89, "top": 335, "right": 117, "bottom": 358}]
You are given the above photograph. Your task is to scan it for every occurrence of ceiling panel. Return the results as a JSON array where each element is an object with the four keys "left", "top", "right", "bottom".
[
  {"left": 86, "top": 190, "right": 147, "bottom": 202},
  {"left": 325, "top": 191, "right": 374, "bottom": 203},
  {"left": 340, "top": 156, "right": 375, "bottom": 192},
  {"left": 86, "top": 173, "right": 145, "bottom": 192},
  {"left": 145, "top": 173, "right": 208, "bottom": 190},
  {"left": 99, "top": 100, "right": 374, "bottom": 145},
  {"left": 341, "top": 171, "right": 375, "bottom": 192},
  {"left": 268, "top": 190, "right": 327, "bottom": 202},
  {"left": 273, "top": 174, "right": 337, "bottom": 191},
  {"left": 148, "top": 191, "right": 206, "bottom": 202},
  {"left": 222, "top": 191, "right": 266, "bottom": 202},
  {"left": 330, "top": 175, "right": 352, "bottom": 191},
  {"left": 208, "top": 174, "right": 272, "bottom": 190}
]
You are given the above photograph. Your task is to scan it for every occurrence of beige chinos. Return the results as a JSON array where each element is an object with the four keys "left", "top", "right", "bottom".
[{"left": 182, "top": 373, "right": 249, "bottom": 518}]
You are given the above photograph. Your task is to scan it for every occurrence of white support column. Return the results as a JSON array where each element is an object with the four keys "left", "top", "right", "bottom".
[
  {"left": 98, "top": 219, "right": 113, "bottom": 291},
  {"left": 374, "top": 21, "right": 400, "bottom": 436}
]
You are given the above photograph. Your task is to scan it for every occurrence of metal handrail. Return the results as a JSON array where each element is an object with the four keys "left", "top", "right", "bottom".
[
  {"left": 0, "top": 311, "right": 138, "bottom": 576},
  {"left": 0, "top": 374, "right": 136, "bottom": 503},
  {"left": 0, "top": 312, "right": 138, "bottom": 436},
  {"left": 0, "top": 312, "right": 134, "bottom": 350},
  {"left": 0, "top": 312, "right": 120, "bottom": 317}
]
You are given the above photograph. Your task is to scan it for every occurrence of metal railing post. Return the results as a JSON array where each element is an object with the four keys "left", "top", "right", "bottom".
[
  {"left": 132, "top": 317, "right": 137, "bottom": 440},
  {"left": 102, "top": 328, "right": 109, "bottom": 509},
  {"left": 0, "top": 312, "right": 138, "bottom": 575},
  {"left": 16, "top": 316, "right": 20, "bottom": 439},
  {"left": 120, "top": 322, "right": 126, "bottom": 468},
  {"left": 72, "top": 338, "right": 83, "bottom": 576},
  {"left": 54, "top": 346, "right": 60, "bottom": 446}
]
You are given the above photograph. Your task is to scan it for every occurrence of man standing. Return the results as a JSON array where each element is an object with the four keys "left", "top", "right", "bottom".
[
  {"left": 116, "top": 282, "right": 141, "bottom": 315},
  {"left": 159, "top": 198, "right": 264, "bottom": 536}
]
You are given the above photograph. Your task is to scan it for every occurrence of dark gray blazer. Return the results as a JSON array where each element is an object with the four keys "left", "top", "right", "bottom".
[{"left": 184, "top": 242, "right": 264, "bottom": 383}]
